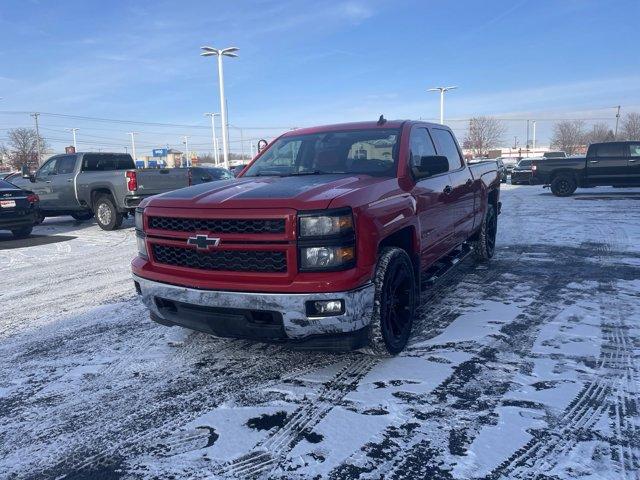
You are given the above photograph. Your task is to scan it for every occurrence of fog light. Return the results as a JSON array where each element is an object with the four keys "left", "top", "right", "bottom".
[{"left": 306, "top": 299, "right": 345, "bottom": 317}]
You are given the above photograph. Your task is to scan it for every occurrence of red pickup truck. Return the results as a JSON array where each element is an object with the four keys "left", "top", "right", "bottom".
[{"left": 132, "top": 120, "right": 500, "bottom": 355}]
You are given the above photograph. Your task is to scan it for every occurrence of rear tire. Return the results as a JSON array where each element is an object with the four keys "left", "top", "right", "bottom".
[
  {"left": 472, "top": 204, "right": 497, "bottom": 262},
  {"left": 364, "top": 247, "right": 417, "bottom": 356},
  {"left": 94, "top": 195, "right": 123, "bottom": 231},
  {"left": 550, "top": 174, "right": 577, "bottom": 197},
  {"left": 11, "top": 226, "right": 33, "bottom": 239},
  {"left": 71, "top": 211, "right": 94, "bottom": 222}
]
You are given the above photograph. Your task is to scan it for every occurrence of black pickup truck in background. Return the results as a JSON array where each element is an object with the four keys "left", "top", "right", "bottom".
[{"left": 531, "top": 141, "right": 640, "bottom": 196}]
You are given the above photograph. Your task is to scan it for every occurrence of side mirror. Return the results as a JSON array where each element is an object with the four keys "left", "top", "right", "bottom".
[{"left": 413, "top": 155, "right": 449, "bottom": 179}]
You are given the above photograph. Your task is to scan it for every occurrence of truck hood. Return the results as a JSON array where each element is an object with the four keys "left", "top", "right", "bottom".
[{"left": 146, "top": 174, "right": 389, "bottom": 210}]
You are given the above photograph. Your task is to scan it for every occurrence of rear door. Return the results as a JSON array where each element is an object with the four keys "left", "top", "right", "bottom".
[
  {"left": 409, "top": 126, "right": 453, "bottom": 267},
  {"left": 627, "top": 143, "right": 640, "bottom": 182},
  {"left": 588, "top": 143, "right": 627, "bottom": 184},
  {"left": 430, "top": 127, "right": 476, "bottom": 246},
  {"left": 49, "top": 155, "right": 79, "bottom": 209}
]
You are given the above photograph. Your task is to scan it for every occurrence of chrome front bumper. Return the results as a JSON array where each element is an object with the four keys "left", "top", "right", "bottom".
[{"left": 133, "top": 274, "right": 375, "bottom": 340}]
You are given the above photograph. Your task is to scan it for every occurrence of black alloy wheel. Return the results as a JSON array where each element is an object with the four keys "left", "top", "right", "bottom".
[{"left": 380, "top": 257, "right": 416, "bottom": 353}]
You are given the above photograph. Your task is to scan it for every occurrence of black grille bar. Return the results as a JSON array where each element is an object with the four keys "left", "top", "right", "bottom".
[
  {"left": 152, "top": 245, "right": 287, "bottom": 273},
  {"left": 148, "top": 216, "right": 285, "bottom": 234}
]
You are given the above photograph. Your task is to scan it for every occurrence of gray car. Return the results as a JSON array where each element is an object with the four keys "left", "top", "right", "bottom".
[{"left": 12, "top": 153, "right": 232, "bottom": 230}]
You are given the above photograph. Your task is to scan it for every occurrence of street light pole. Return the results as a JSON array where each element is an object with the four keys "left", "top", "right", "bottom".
[
  {"left": 427, "top": 86, "right": 457, "bottom": 124},
  {"left": 68, "top": 128, "right": 79, "bottom": 150},
  {"left": 614, "top": 105, "right": 621, "bottom": 138},
  {"left": 532, "top": 121, "right": 537, "bottom": 150},
  {"left": 31, "top": 113, "right": 41, "bottom": 165},
  {"left": 128, "top": 132, "right": 139, "bottom": 167},
  {"left": 183, "top": 136, "right": 191, "bottom": 167},
  {"left": 204, "top": 112, "right": 220, "bottom": 165},
  {"left": 201, "top": 45, "right": 239, "bottom": 170}
]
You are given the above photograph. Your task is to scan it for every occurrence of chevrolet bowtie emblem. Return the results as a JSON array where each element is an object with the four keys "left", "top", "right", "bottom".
[{"left": 187, "top": 235, "right": 221, "bottom": 250}]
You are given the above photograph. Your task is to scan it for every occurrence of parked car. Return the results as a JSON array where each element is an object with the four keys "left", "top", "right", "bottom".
[
  {"left": 0, "top": 179, "right": 39, "bottom": 238},
  {"left": 496, "top": 159, "right": 508, "bottom": 183},
  {"left": 531, "top": 141, "right": 640, "bottom": 196},
  {"left": 511, "top": 158, "right": 540, "bottom": 185},
  {"left": 500, "top": 157, "right": 519, "bottom": 174},
  {"left": 11, "top": 153, "right": 233, "bottom": 230},
  {"left": 132, "top": 120, "right": 501, "bottom": 355}
]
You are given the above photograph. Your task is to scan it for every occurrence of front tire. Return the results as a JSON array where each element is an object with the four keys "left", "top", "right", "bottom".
[
  {"left": 550, "top": 174, "right": 577, "bottom": 197},
  {"left": 365, "top": 247, "right": 417, "bottom": 356},
  {"left": 472, "top": 204, "right": 497, "bottom": 262},
  {"left": 12, "top": 226, "right": 33, "bottom": 239},
  {"left": 94, "top": 195, "right": 123, "bottom": 231}
]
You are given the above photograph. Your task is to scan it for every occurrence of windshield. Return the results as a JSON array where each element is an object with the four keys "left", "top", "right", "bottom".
[
  {"left": 243, "top": 128, "right": 400, "bottom": 177},
  {"left": 518, "top": 160, "right": 532, "bottom": 167}
]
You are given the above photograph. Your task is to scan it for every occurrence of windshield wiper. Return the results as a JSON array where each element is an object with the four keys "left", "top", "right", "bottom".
[
  {"left": 289, "top": 170, "right": 336, "bottom": 176},
  {"left": 253, "top": 170, "right": 288, "bottom": 177}
]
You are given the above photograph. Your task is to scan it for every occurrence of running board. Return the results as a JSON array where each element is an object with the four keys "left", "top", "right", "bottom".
[{"left": 420, "top": 244, "right": 472, "bottom": 290}]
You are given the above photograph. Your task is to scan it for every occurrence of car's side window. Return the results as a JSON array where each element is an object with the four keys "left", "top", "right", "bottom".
[
  {"left": 409, "top": 127, "right": 437, "bottom": 169},
  {"left": 37, "top": 158, "right": 58, "bottom": 178},
  {"left": 56, "top": 155, "right": 76, "bottom": 175},
  {"left": 628, "top": 144, "right": 640, "bottom": 157},
  {"left": 431, "top": 128, "right": 464, "bottom": 171},
  {"left": 596, "top": 143, "right": 624, "bottom": 157}
]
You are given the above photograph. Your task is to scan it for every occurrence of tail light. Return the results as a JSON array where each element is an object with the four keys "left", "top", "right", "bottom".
[
  {"left": 126, "top": 171, "right": 138, "bottom": 191},
  {"left": 27, "top": 193, "right": 39, "bottom": 204}
]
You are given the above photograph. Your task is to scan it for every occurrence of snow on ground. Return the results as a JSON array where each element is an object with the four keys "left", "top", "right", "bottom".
[{"left": 1, "top": 185, "right": 639, "bottom": 479}]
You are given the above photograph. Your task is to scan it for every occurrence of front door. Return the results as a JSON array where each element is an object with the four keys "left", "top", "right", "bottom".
[
  {"left": 29, "top": 157, "right": 59, "bottom": 209},
  {"left": 627, "top": 143, "right": 640, "bottom": 183},
  {"left": 430, "top": 127, "right": 476, "bottom": 245},
  {"left": 588, "top": 143, "right": 628, "bottom": 184},
  {"left": 49, "top": 155, "right": 79, "bottom": 209},
  {"left": 409, "top": 126, "right": 454, "bottom": 269}
]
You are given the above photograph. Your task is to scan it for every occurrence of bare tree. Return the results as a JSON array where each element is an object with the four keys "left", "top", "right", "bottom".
[
  {"left": 463, "top": 116, "right": 507, "bottom": 157},
  {"left": 4, "top": 128, "right": 49, "bottom": 171},
  {"left": 586, "top": 122, "right": 615, "bottom": 144},
  {"left": 550, "top": 120, "right": 586, "bottom": 155},
  {"left": 620, "top": 112, "right": 640, "bottom": 141}
]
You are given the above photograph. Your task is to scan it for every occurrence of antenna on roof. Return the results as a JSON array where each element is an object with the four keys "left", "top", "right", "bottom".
[{"left": 377, "top": 114, "right": 386, "bottom": 126}]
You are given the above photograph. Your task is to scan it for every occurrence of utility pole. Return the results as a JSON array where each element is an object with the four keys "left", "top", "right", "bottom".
[
  {"left": 68, "top": 128, "right": 79, "bottom": 150},
  {"left": 31, "top": 113, "right": 41, "bottom": 165},
  {"left": 204, "top": 113, "right": 220, "bottom": 165},
  {"left": 239, "top": 128, "right": 245, "bottom": 161},
  {"left": 183, "top": 136, "right": 191, "bottom": 167},
  {"left": 614, "top": 105, "right": 621, "bottom": 139},
  {"left": 427, "top": 86, "right": 458, "bottom": 124},
  {"left": 128, "top": 132, "right": 139, "bottom": 166},
  {"left": 532, "top": 121, "right": 537, "bottom": 150},
  {"left": 526, "top": 120, "right": 530, "bottom": 150}
]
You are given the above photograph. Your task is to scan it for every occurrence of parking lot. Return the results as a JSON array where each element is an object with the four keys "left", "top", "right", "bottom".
[{"left": 1, "top": 184, "right": 639, "bottom": 479}]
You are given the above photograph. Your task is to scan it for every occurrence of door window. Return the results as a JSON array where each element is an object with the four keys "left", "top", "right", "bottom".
[
  {"left": 37, "top": 158, "right": 58, "bottom": 177},
  {"left": 56, "top": 156, "right": 76, "bottom": 174},
  {"left": 596, "top": 143, "right": 624, "bottom": 157},
  {"left": 409, "top": 128, "right": 437, "bottom": 169},
  {"left": 628, "top": 144, "right": 640, "bottom": 157},
  {"left": 431, "top": 128, "right": 464, "bottom": 170}
]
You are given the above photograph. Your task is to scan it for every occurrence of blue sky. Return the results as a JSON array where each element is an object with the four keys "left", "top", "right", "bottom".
[{"left": 1, "top": 0, "right": 639, "bottom": 155}]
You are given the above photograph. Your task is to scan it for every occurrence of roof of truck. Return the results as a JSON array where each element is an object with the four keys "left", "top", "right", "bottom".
[{"left": 280, "top": 120, "right": 443, "bottom": 137}]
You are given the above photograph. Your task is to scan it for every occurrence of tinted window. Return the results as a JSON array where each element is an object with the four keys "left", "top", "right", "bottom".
[
  {"left": 0, "top": 179, "right": 16, "bottom": 189},
  {"left": 82, "top": 154, "right": 135, "bottom": 171},
  {"left": 629, "top": 144, "right": 640, "bottom": 157},
  {"left": 596, "top": 143, "right": 624, "bottom": 157},
  {"left": 38, "top": 158, "right": 58, "bottom": 177},
  {"left": 56, "top": 155, "right": 76, "bottom": 174},
  {"left": 431, "top": 128, "right": 463, "bottom": 171},
  {"left": 518, "top": 160, "right": 532, "bottom": 167},
  {"left": 409, "top": 128, "right": 437, "bottom": 169}
]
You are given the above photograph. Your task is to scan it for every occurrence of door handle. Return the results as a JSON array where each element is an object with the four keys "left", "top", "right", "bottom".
[
  {"left": 589, "top": 160, "right": 599, "bottom": 164},
  {"left": 443, "top": 185, "right": 453, "bottom": 195}
]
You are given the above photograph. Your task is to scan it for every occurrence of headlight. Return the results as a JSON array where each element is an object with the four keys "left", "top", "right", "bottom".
[
  {"left": 300, "top": 245, "right": 355, "bottom": 270},
  {"left": 299, "top": 210, "right": 353, "bottom": 238},
  {"left": 135, "top": 208, "right": 144, "bottom": 231},
  {"left": 136, "top": 234, "right": 148, "bottom": 258}
]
